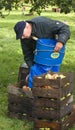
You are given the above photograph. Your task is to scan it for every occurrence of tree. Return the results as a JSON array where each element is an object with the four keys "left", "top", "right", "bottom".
[
  {"left": 0, "top": 0, "right": 75, "bottom": 17},
  {"left": 72, "top": 0, "right": 75, "bottom": 12},
  {"left": 29, "top": 0, "right": 55, "bottom": 15},
  {"left": 0, "top": 0, "right": 20, "bottom": 17},
  {"left": 29, "top": 0, "right": 75, "bottom": 15},
  {"left": 55, "top": 0, "right": 72, "bottom": 14}
]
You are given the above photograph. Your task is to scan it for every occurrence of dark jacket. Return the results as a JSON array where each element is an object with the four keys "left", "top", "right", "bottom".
[{"left": 21, "top": 16, "right": 70, "bottom": 68}]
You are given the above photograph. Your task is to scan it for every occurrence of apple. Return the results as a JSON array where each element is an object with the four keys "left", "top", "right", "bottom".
[{"left": 45, "top": 74, "right": 52, "bottom": 79}]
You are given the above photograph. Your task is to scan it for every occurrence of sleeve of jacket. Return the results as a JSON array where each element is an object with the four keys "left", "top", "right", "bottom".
[
  {"left": 51, "top": 21, "right": 70, "bottom": 45},
  {"left": 20, "top": 38, "right": 35, "bottom": 68}
]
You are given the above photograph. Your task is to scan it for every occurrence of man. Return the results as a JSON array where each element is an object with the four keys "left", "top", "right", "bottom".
[{"left": 14, "top": 16, "right": 70, "bottom": 89}]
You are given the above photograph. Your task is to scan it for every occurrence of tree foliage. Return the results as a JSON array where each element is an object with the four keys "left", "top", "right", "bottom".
[
  {"left": 29, "top": 0, "right": 55, "bottom": 15},
  {"left": 0, "top": 0, "right": 20, "bottom": 17},
  {"left": 29, "top": 0, "right": 75, "bottom": 15},
  {"left": 0, "top": 0, "right": 75, "bottom": 17}
]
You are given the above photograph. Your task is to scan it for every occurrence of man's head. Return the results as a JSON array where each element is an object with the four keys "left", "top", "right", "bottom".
[{"left": 14, "top": 21, "right": 32, "bottom": 39}]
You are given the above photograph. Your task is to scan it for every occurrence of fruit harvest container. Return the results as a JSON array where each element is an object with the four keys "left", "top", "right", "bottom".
[
  {"left": 8, "top": 63, "right": 33, "bottom": 120},
  {"left": 8, "top": 84, "right": 33, "bottom": 120},
  {"left": 34, "top": 39, "right": 65, "bottom": 66},
  {"left": 32, "top": 72, "right": 75, "bottom": 130}
]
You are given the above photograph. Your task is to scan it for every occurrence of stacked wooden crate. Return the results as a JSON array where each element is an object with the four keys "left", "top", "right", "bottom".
[
  {"left": 7, "top": 65, "right": 75, "bottom": 130},
  {"left": 8, "top": 63, "right": 33, "bottom": 120},
  {"left": 8, "top": 85, "right": 33, "bottom": 120},
  {"left": 32, "top": 72, "right": 75, "bottom": 130}
]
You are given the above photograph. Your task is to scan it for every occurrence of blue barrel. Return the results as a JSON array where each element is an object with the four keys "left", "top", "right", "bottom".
[{"left": 34, "top": 39, "right": 65, "bottom": 66}]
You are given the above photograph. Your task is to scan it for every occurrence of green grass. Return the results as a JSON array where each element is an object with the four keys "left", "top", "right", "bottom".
[{"left": 0, "top": 5, "right": 75, "bottom": 130}]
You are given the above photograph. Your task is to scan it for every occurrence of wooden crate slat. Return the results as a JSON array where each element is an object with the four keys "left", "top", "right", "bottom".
[
  {"left": 33, "top": 95, "right": 73, "bottom": 109},
  {"left": 8, "top": 85, "right": 33, "bottom": 98},
  {"left": 34, "top": 120, "right": 60, "bottom": 130},
  {"left": 8, "top": 99, "right": 33, "bottom": 115},
  {"left": 33, "top": 72, "right": 73, "bottom": 89},
  {"left": 8, "top": 93, "right": 24, "bottom": 104},
  {"left": 8, "top": 111, "right": 27, "bottom": 120},
  {"left": 8, "top": 93, "right": 33, "bottom": 106},
  {"left": 33, "top": 78, "right": 61, "bottom": 88},
  {"left": 32, "top": 103, "right": 73, "bottom": 120},
  {"left": 7, "top": 85, "right": 21, "bottom": 95},
  {"left": 32, "top": 85, "right": 73, "bottom": 99},
  {"left": 8, "top": 103, "right": 26, "bottom": 113}
]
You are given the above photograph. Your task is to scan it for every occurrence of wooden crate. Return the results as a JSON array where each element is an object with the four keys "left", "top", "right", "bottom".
[
  {"left": 8, "top": 85, "right": 33, "bottom": 120},
  {"left": 7, "top": 72, "right": 75, "bottom": 130},
  {"left": 32, "top": 73, "right": 73, "bottom": 119},
  {"left": 32, "top": 72, "right": 75, "bottom": 129},
  {"left": 18, "top": 63, "right": 29, "bottom": 88},
  {"left": 33, "top": 72, "right": 73, "bottom": 89},
  {"left": 32, "top": 96, "right": 73, "bottom": 120},
  {"left": 34, "top": 105, "right": 75, "bottom": 130}
]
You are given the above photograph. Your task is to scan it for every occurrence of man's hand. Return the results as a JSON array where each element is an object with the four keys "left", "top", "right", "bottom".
[{"left": 54, "top": 42, "right": 63, "bottom": 52}]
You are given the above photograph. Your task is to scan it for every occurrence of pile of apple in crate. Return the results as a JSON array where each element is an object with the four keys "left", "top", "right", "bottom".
[
  {"left": 32, "top": 72, "right": 75, "bottom": 130},
  {"left": 8, "top": 70, "right": 75, "bottom": 130}
]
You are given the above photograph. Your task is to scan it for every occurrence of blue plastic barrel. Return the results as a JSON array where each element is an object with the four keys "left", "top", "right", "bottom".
[{"left": 34, "top": 39, "right": 65, "bottom": 66}]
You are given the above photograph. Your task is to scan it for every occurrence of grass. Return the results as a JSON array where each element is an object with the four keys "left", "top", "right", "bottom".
[{"left": 0, "top": 5, "right": 75, "bottom": 130}]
